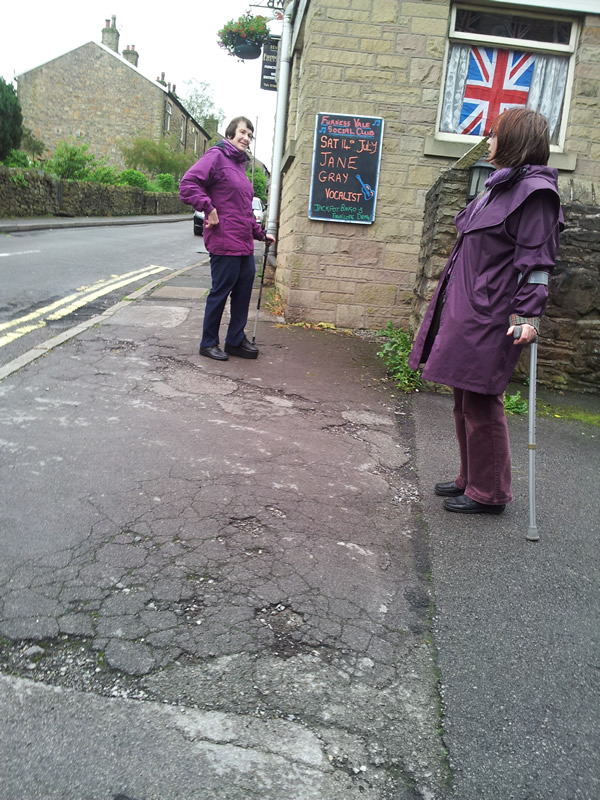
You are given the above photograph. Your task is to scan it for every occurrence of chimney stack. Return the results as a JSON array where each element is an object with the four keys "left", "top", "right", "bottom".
[
  {"left": 122, "top": 44, "right": 139, "bottom": 67},
  {"left": 101, "top": 16, "right": 120, "bottom": 53}
]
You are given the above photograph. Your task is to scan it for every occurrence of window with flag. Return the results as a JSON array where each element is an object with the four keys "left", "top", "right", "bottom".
[{"left": 438, "top": 5, "right": 578, "bottom": 147}]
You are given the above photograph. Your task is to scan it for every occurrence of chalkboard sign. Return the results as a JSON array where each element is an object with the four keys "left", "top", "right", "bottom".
[{"left": 308, "top": 113, "right": 384, "bottom": 224}]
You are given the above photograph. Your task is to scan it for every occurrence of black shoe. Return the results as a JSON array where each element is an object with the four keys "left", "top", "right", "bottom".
[
  {"left": 443, "top": 495, "right": 505, "bottom": 515},
  {"left": 224, "top": 336, "right": 259, "bottom": 359},
  {"left": 199, "top": 344, "right": 229, "bottom": 361},
  {"left": 434, "top": 481, "right": 463, "bottom": 497}
]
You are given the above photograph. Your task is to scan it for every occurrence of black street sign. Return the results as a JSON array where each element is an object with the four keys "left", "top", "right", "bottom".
[{"left": 260, "top": 38, "right": 280, "bottom": 91}]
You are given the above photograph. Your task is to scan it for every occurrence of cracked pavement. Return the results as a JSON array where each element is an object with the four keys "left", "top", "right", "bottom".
[{"left": 0, "top": 262, "right": 447, "bottom": 799}]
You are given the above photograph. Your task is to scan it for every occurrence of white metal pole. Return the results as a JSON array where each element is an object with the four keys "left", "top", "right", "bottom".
[{"left": 265, "top": 1, "right": 295, "bottom": 242}]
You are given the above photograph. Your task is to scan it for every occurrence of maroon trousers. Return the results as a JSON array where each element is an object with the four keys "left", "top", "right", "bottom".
[{"left": 452, "top": 388, "right": 512, "bottom": 506}]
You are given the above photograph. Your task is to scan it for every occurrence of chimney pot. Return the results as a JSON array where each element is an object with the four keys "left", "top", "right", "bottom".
[
  {"left": 101, "top": 17, "right": 120, "bottom": 52},
  {"left": 123, "top": 44, "right": 140, "bottom": 68}
]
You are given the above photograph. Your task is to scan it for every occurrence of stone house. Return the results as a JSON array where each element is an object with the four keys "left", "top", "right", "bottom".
[
  {"left": 275, "top": 0, "right": 600, "bottom": 337},
  {"left": 16, "top": 16, "right": 211, "bottom": 170}
]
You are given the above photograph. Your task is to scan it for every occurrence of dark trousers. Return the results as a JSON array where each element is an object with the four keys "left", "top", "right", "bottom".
[
  {"left": 453, "top": 388, "right": 512, "bottom": 505},
  {"left": 201, "top": 253, "right": 256, "bottom": 349}
]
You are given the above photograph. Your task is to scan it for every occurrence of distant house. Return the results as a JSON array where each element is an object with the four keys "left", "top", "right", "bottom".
[{"left": 16, "top": 16, "right": 211, "bottom": 170}]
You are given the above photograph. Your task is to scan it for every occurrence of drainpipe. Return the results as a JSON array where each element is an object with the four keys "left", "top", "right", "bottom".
[{"left": 265, "top": 0, "right": 295, "bottom": 244}]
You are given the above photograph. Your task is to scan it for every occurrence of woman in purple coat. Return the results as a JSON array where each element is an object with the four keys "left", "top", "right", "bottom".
[
  {"left": 180, "top": 117, "right": 275, "bottom": 361},
  {"left": 408, "top": 108, "right": 563, "bottom": 514}
]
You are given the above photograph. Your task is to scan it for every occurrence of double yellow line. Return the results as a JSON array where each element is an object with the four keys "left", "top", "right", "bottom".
[{"left": 0, "top": 265, "right": 168, "bottom": 348}]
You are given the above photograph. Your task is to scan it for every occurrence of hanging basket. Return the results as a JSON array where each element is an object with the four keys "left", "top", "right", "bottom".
[{"left": 232, "top": 35, "right": 262, "bottom": 60}]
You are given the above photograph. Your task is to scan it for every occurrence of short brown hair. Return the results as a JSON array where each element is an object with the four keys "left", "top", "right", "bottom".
[
  {"left": 489, "top": 108, "right": 550, "bottom": 168},
  {"left": 225, "top": 117, "right": 254, "bottom": 139}
]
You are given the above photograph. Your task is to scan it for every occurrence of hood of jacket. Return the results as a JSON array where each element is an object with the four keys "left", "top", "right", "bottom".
[
  {"left": 213, "top": 138, "right": 249, "bottom": 165},
  {"left": 458, "top": 164, "right": 559, "bottom": 238}
]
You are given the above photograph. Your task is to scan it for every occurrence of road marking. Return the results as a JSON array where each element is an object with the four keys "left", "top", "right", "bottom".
[
  {"left": 0, "top": 265, "right": 169, "bottom": 348},
  {"left": 0, "top": 250, "right": 41, "bottom": 258}
]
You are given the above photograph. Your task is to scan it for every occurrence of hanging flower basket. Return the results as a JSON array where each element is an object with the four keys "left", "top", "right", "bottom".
[
  {"left": 218, "top": 11, "right": 270, "bottom": 61},
  {"left": 232, "top": 35, "right": 262, "bottom": 60}
]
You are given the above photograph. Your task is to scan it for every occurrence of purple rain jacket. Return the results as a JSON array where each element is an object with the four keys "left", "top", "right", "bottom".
[
  {"left": 408, "top": 165, "right": 563, "bottom": 395},
  {"left": 179, "top": 139, "right": 265, "bottom": 256}
]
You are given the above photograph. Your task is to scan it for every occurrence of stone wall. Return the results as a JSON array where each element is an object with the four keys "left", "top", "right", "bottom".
[
  {"left": 0, "top": 167, "right": 190, "bottom": 218},
  {"left": 276, "top": 1, "right": 600, "bottom": 335},
  {"left": 410, "top": 168, "right": 600, "bottom": 394}
]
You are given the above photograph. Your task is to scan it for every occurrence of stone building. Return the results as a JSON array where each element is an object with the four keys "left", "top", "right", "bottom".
[
  {"left": 275, "top": 0, "right": 600, "bottom": 335},
  {"left": 16, "top": 16, "right": 211, "bottom": 170}
]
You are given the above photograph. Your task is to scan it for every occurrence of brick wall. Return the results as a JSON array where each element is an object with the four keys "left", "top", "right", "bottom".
[{"left": 276, "top": 1, "right": 600, "bottom": 335}]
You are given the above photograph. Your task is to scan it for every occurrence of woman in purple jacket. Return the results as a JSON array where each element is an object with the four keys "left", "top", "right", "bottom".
[
  {"left": 180, "top": 117, "right": 275, "bottom": 361},
  {"left": 409, "top": 108, "right": 563, "bottom": 515}
]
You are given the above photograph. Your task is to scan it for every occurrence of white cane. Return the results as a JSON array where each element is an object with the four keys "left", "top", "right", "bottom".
[{"left": 514, "top": 326, "right": 539, "bottom": 542}]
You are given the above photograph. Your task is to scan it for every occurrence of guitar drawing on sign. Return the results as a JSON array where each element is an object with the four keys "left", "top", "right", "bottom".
[{"left": 356, "top": 174, "right": 374, "bottom": 200}]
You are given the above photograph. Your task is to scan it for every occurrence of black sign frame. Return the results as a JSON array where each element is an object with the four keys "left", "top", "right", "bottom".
[
  {"left": 308, "top": 112, "right": 384, "bottom": 224},
  {"left": 260, "top": 37, "right": 280, "bottom": 91}
]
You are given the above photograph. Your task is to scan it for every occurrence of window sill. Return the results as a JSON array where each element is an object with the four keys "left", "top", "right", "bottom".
[{"left": 424, "top": 136, "right": 577, "bottom": 171}]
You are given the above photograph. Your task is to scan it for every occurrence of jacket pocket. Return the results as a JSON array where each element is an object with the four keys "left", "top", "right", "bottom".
[{"left": 469, "top": 274, "right": 490, "bottom": 315}]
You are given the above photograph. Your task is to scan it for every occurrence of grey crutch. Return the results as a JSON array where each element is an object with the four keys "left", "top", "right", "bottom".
[
  {"left": 513, "top": 326, "right": 539, "bottom": 542},
  {"left": 512, "top": 268, "right": 549, "bottom": 541}
]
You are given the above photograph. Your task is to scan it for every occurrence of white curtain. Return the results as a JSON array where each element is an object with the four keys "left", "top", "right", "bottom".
[
  {"left": 440, "top": 44, "right": 569, "bottom": 143},
  {"left": 440, "top": 45, "right": 471, "bottom": 134},
  {"left": 527, "top": 53, "right": 569, "bottom": 139}
]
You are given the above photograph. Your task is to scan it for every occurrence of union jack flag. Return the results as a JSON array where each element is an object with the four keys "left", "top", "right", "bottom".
[{"left": 458, "top": 47, "right": 535, "bottom": 136}]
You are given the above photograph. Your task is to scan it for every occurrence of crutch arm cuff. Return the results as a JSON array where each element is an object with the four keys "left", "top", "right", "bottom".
[{"left": 510, "top": 314, "right": 539, "bottom": 334}]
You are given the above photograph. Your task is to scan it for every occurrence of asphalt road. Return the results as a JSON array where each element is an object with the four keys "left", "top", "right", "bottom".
[{"left": 0, "top": 220, "right": 209, "bottom": 366}]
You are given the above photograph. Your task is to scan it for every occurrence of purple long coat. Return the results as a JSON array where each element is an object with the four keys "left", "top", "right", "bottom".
[
  {"left": 408, "top": 165, "right": 563, "bottom": 395},
  {"left": 179, "top": 139, "right": 265, "bottom": 255}
]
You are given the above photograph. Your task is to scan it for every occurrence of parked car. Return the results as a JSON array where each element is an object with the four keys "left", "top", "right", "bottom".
[
  {"left": 252, "top": 196, "right": 267, "bottom": 229},
  {"left": 193, "top": 210, "right": 205, "bottom": 236}
]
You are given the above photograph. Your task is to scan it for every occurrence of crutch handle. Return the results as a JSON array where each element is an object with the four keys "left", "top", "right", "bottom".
[{"left": 513, "top": 325, "right": 522, "bottom": 339}]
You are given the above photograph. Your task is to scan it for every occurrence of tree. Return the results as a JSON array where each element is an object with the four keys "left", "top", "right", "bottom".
[
  {"left": 0, "top": 77, "right": 23, "bottom": 161},
  {"left": 120, "top": 135, "right": 195, "bottom": 179},
  {"left": 45, "top": 140, "right": 97, "bottom": 180},
  {"left": 247, "top": 164, "right": 268, "bottom": 205},
  {"left": 180, "top": 79, "right": 224, "bottom": 129},
  {"left": 21, "top": 127, "right": 46, "bottom": 160}
]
